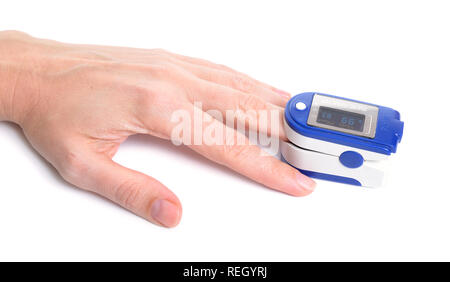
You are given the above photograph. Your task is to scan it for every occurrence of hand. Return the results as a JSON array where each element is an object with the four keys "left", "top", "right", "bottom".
[{"left": 0, "top": 31, "right": 315, "bottom": 227}]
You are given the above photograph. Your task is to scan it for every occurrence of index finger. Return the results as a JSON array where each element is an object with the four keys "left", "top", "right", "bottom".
[{"left": 183, "top": 111, "right": 316, "bottom": 196}]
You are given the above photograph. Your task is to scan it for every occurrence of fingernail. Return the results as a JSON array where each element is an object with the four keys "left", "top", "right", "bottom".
[
  {"left": 151, "top": 199, "right": 180, "bottom": 227},
  {"left": 273, "top": 88, "right": 292, "bottom": 100},
  {"left": 296, "top": 172, "right": 316, "bottom": 192}
]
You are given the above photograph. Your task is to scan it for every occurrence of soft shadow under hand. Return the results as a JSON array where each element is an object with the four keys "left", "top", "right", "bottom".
[{"left": 122, "top": 134, "right": 259, "bottom": 188}]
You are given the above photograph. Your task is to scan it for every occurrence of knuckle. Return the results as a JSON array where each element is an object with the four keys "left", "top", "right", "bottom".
[
  {"left": 139, "top": 87, "right": 160, "bottom": 105},
  {"left": 114, "top": 178, "right": 144, "bottom": 210},
  {"left": 58, "top": 151, "right": 90, "bottom": 184},
  {"left": 127, "top": 84, "right": 159, "bottom": 110},
  {"left": 238, "top": 94, "right": 268, "bottom": 112},
  {"left": 222, "top": 144, "right": 251, "bottom": 163},
  {"left": 145, "top": 63, "right": 177, "bottom": 77},
  {"left": 145, "top": 52, "right": 173, "bottom": 65},
  {"left": 265, "top": 160, "right": 281, "bottom": 178},
  {"left": 231, "top": 75, "right": 256, "bottom": 93},
  {"left": 128, "top": 84, "right": 154, "bottom": 97}
]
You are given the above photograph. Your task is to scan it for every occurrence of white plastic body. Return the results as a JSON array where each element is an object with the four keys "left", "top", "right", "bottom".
[{"left": 282, "top": 119, "right": 389, "bottom": 187}]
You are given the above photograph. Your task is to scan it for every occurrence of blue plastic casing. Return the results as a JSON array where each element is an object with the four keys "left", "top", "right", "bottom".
[
  {"left": 299, "top": 169, "right": 362, "bottom": 186},
  {"left": 339, "top": 151, "right": 364, "bottom": 168},
  {"left": 285, "top": 92, "right": 404, "bottom": 155},
  {"left": 280, "top": 155, "right": 362, "bottom": 186}
]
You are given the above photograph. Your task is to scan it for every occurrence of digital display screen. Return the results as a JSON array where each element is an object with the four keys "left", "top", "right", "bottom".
[{"left": 316, "top": 106, "right": 365, "bottom": 132}]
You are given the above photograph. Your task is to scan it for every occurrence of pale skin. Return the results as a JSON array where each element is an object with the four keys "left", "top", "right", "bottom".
[{"left": 0, "top": 31, "right": 315, "bottom": 228}]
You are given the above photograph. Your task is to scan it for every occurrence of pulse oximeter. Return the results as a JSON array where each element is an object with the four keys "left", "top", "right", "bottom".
[{"left": 281, "top": 92, "right": 404, "bottom": 187}]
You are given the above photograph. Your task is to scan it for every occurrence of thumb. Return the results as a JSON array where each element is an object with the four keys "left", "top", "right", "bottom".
[{"left": 58, "top": 152, "right": 182, "bottom": 228}]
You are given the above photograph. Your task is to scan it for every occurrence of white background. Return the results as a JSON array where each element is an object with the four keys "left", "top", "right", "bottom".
[{"left": 1, "top": 0, "right": 449, "bottom": 261}]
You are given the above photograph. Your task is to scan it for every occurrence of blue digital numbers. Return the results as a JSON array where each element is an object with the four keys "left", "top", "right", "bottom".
[{"left": 317, "top": 106, "right": 365, "bottom": 132}]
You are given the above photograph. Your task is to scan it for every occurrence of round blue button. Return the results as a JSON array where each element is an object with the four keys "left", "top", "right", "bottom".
[{"left": 339, "top": 151, "right": 364, "bottom": 168}]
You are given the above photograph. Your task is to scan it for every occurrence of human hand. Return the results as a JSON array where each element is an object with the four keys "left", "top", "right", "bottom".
[{"left": 0, "top": 31, "right": 315, "bottom": 227}]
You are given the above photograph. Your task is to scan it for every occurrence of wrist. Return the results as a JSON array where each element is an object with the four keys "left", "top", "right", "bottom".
[
  {"left": 0, "top": 65, "right": 12, "bottom": 122},
  {"left": 0, "top": 31, "right": 43, "bottom": 124}
]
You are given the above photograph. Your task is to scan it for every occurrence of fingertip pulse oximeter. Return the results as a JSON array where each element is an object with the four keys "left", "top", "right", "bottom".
[{"left": 281, "top": 92, "right": 404, "bottom": 187}]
